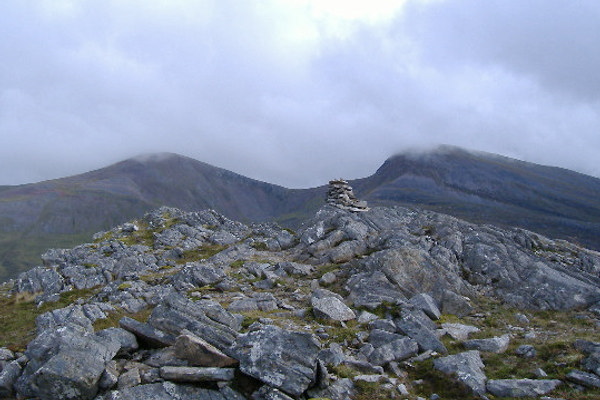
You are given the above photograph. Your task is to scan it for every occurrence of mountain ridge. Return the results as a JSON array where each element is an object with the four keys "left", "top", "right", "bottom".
[{"left": 1, "top": 146, "right": 600, "bottom": 281}]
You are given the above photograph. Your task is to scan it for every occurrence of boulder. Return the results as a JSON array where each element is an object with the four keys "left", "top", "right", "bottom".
[
  {"left": 174, "top": 330, "right": 238, "bottom": 367},
  {"left": 119, "top": 317, "right": 176, "bottom": 348},
  {"left": 232, "top": 325, "right": 320, "bottom": 397},
  {"left": 441, "top": 323, "right": 480, "bottom": 341},
  {"left": 395, "top": 314, "right": 447, "bottom": 354},
  {"left": 582, "top": 351, "right": 600, "bottom": 375},
  {"left": 0, "top": 360, "right": 22, "bottom": 398},
  {"left": 464, "top": 335, "right": 510, "bottom": 354},
  {"left": 369, "top": 337, "right": 419, "bottom": 366},
  {"left": 311, "top": 297, "right": 356, "bottom": 322},
  {"left": 487, "top": 379, "right": 562, "bottom": 397},
  {"left": 566, "top": 369, "right": 600, "bottom": 388},
  {"left": 409, "top": 293, "right": 441, "bottom": 320},
  {"left": 433, "top": 350, "right": 487, "bottom": 396}
]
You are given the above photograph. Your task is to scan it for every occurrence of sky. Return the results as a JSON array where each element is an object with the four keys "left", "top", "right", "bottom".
[{"left": 1, "top": 0, "right": 599, "bottom": 188}]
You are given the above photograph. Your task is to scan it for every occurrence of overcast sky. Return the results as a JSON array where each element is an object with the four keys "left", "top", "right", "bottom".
[{"left": 1, "top": 0, "right": 599, "bottom": 188}]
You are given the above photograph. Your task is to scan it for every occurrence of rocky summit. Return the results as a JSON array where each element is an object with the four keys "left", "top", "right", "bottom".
[{"left": 0, "top": 205, "right": 600, "bottom": 399}]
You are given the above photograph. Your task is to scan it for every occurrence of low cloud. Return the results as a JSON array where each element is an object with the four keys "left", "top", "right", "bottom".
[{"left": 1, "top": 0, "right": 599, "bottom": 188}]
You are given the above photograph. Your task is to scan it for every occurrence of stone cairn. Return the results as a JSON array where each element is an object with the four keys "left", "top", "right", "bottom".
[{"left": 326, "top": 179, "right": 369, "bottom": 212}]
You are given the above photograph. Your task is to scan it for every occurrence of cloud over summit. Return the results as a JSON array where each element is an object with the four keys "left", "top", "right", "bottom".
[{"left": 1, "top": 0, "right": 599, "bottom": 188}]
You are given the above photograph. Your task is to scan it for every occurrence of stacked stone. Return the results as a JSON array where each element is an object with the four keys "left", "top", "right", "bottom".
[{"left": 326, "top": 179, "right": 369, "bottom": 212}]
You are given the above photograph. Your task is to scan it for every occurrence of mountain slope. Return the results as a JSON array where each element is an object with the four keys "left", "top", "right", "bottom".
[
  {"left": 353, "top": 146, "right": 600, "bottom": 250},
  {"left": 0, "top": 153, "right": 324, "bottom": 281}
]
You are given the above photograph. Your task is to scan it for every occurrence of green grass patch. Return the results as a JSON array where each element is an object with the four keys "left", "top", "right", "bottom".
[{"left": 176, "top": 244, "right": 227, "bottom": 264}]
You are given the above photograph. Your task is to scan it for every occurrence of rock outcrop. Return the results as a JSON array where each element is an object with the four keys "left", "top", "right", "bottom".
[{"left": 0, "top": 204, "right": 599, "bottom": 399}]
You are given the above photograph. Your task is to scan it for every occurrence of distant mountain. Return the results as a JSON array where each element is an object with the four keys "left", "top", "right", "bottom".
[
  {"left": 354, "top": 146, "right": 600, "bottom": 250},
  {"left": 1, "top": 147, "right": 600, "bottom": 281},
  {"left": 0, "top": 153, "right": 324, "bottom": 281}
]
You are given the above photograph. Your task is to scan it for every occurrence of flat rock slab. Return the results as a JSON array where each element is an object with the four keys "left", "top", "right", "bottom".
[
  {"left": 487, "top": 379, "right": 562, "bottom": 397},
  {"left": 175, "top": 330, "right": 238, "bottom": 367},
  {"left": 160, "top": 366, "right": 235, "bottom": 383},
  {"left": 566, "top": 369, "right": 600, "bottom": 388},
  {"left": 442, "top": 323, "right": 480, "bottom": 341},
  {"left": 464, "top": 334, "right": 510, "bottom": 353},
  {"left": 232, "top": 325, "right": 320, "bottom": 397},
  {"left": 311, "top": 297, "right": 356, "bottom": 321},
  {"left": 433, "top": 350, "right": 487, "bottom": 396},
  {"left": 98, "top": 381, "right": 237, "bottom": 400}
]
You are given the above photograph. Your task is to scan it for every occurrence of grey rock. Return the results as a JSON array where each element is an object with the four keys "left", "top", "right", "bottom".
[
  {"left": 582, "top": 351, "right": 600, "bottom": 375},
  {"left": 14, "top": 266, "right": 65, "bottom": 296},
  {"left": 566, "top": 369, "right": 600, "bottom": 388},
  {"left": 487, "top": 379, "right": 562, "bottom": 397},
  {"left": 172, "top": 263, "right": 226, "bottom": 291},
  {"left": 15, "top": 323, "right": 120, "bottom": 399},
  {"left": 160, "top": 366, "right": 235, "bottom": 382},
  {"left": 317, "top": 343, "right": 345, "bottom": 366},
  {"left": 0, "top": 360, "right": 22, "bottom": 398},
  {"left": 409, "top": 293, "right": 441, "bottom": 320},
  {"left": 320, "top": 271, "right": 338, "bottom": 286},
  {"left": 0, "top": 348, "right": 15, "bottom": 361},
  {"left": 441, "top": 323, "right": 480, "bottom": 341},
  {"left": 368, "top": 329, "right": 405, "bottom": 348},
  {"left": 36, "top": 305, "right": 94, "bottom": 333},
  {"left": 307, "top": 377, "right": 354, "bottom": 400},
  {"left": 464, "top": 335, "right": 510, "bottom": 354},
  {"left": 119, "top": 317, "right": 176, "bottom": 348},
  {"left": 433, "top": 350, "right": 487, "bottom": 396},
  {"left": 396, "top": 314, "right": 447, "bottom": 354},
  {"left": 118, "top": 368, "right": 141, "bottom": 389},
  {"left": 277, "top": 261, "right": 315, "bottom": 276},
  {"left": 574, "top": 339, "right": 600, "bottom": 355},
  {"left": 232, "top": 324, "right": 320, "bottom": 397},
  {"left": 98, "top": 361, "right": 119, "bottom": 391},
  {"left": 143, "top": 347, "right": 189, "bottom": 368},
  {"left": 147, "top": 293, "right": 239, "bottom": 353},
  {"left": 515, "top": 345, "right": 537, "bottom": 358},
  {"left": 369, "top": 319, "right": 397, "bottom": 332},
  {"left": 251, "top": 385, "right": 295, "bottom": 400},
  {"left": 357, "top": 311, "right": 378, "bottom": 324},
  {"left": 346, "top": 271, "right": 406, "bottom": 309},
  {"left": 96, "top": 328, "right": 139, "bottom": 355},
  {"left": 369, "top": 337, "right": 419, "bottom": 366},
  {"left": 174, "top": 330, "right": 238, "bottom": 367},
  {"left": 312, "top": 296, "right": 356, "bottom": 321},
  {"left": 98, "top": 381, "right": 231, "bottom": 400},
  {"left": 440, "top": 290, "right": 474, "bottom": 317},
  {"left": 32, "top": 349, "right": 108, "bottom": 400}
]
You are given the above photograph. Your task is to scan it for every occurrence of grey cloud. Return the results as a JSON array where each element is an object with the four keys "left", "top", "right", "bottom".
[{"left": 0, "top": 0, "right": 599, "bottom": 188}]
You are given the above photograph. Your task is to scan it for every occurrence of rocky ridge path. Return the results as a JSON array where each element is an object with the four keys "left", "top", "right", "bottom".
[{"left": 0, "top": 205, "right": 599, "bottom": 399}]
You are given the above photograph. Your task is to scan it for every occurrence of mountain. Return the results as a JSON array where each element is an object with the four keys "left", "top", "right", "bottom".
[
  {"left": 1, "top": 147, "right": 600, "bottom": 281},
  {"left": 355, "top": 146, "right": 600, "bottom": 251},
  {"left": 0, "top": 153, "right": 324, "bottom": 281}
]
